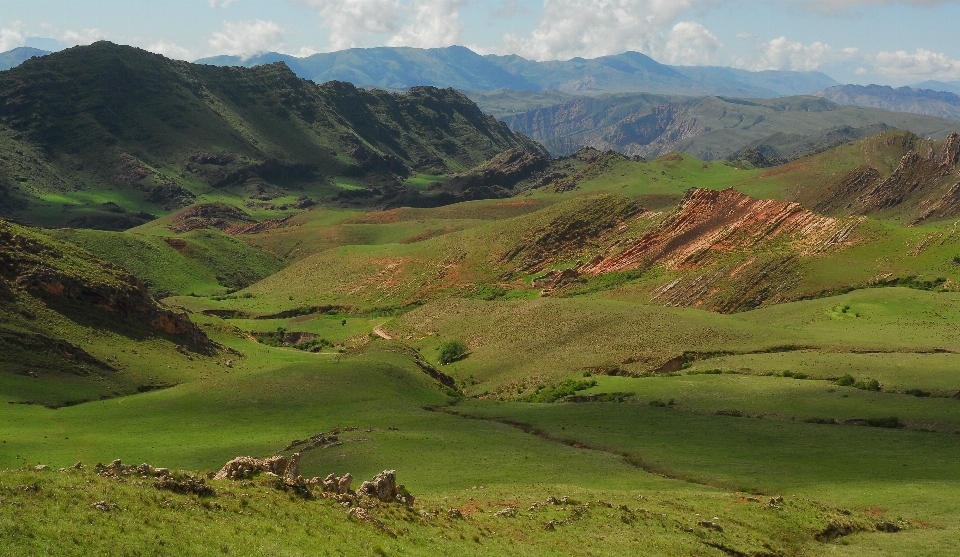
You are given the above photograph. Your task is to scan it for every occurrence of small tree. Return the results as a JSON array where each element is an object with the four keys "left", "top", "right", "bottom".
[{"left": 437, "top": 339, "right": 468, "bottom": 365}]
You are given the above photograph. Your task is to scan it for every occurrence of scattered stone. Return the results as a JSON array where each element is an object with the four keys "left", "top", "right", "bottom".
[
  {"left": 213, "top": 455, "right": 289, "bottom": 480},
  {"left": 348, "top": 507, "right": 395, "bottom": 537},
  {"left": 697, "top": 520, "right": 723, "bottom": 532},
  {"left": 494, "top": 506, "right": 517, "bottom": 518},
  {"left": 544, "top": 519, "right": 559, "bottom": 531},
  {"left": 154, "top": 475, "right": 215, "bottom": 496},
  {"left": 93, "top": 501, "right": 117, "bottom": 512},
  {"left": 33, "top": 465, "right": 48, "bottom": 471},
  {"left": 73, "top": 461, "right": 84, "bottom": 470},
  {"left": 95, "top": 459, "right": 167, "bottom": 478},
  {"left": 447, "top": 508, "right": 464, "bottom": 519},
  {"left": 317, "top": 473, "right": 352, "bottom": 495},
  {"left": 224, "top": 360, "right": 233, "bottom": 368},
  {"left": 766, "top": 495, "right": 784, "bottom": 508},
  {"left": 58, "top": 468, "right": 67, "bottom": 473}
]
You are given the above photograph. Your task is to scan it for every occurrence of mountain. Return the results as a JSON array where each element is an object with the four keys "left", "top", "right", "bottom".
[
  {"left": 0, "top": 46, "right": 50, "bottom": 71},
  {"left": 0, "top": 42, "right": 542, "bottom": 229},
  {"left": 490, "top": 92, "right": 960, "bottom": 160},
  {"left": 814, "top": 84, "right": 960, "bottom": 120},
  {"left": 196, "top": 46, "right": 838, "bottom": 97},
  {"left": 910, "top": 80, "right": 960, "bottom": 95}
]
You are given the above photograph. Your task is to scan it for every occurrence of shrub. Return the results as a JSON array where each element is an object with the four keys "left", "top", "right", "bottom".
[
  {"left": 522, "top": 379, "right": 597, "bottom": 403},
  {"left": 853, "top": 378, "right": 881, "bottom": 392},
  {"left": 437, "top": 339, "right": 468, "bottom": 365},
  {"left": 835, "top": 374, "right": 856, "bottom": 387},
  {"left": 866, "top": 416, "right": 903, "bottom": 429}
]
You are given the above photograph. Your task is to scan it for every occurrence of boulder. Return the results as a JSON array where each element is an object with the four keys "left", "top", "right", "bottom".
[
  {"left": 213, "top": 455, "right": 291, "bottom": 480},
  {"left": 359, "top": 469, "right": 398, "bottom": 502}
]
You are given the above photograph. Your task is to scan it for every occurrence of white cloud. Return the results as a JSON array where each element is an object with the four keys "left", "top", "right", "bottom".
[
  {"left": 501, "top": 0, "right": 706, "bottom": 61},
  {"left": 387, "top": 0, "right": 465, "bottom": 48},
  {"left": 795, "top": 0, "right": 959, "bottom": 15},
  {"left": 854, "top": 67, "right": 868, "bottom": 75},
  {"left": 298, "top": 0, "right": 403, "bottom": 50},
  {"left": 60, "top": 28, "right": 104, "bottom": 46},
  {"left": 0, "top": 21, "right": 26, "bottom": 52},
  {"left": 208, "top": 20, "right": 285, "bottom": 59},
  {"left": 208, "top": 0, "right": 238, "bottom": 6},
  {"left": 147, "top": 41, "right": 193, "bottom": 61},
  {"left": 663, "top": 21, "right": 722, "bottom": 66},
  {"left": 736, "top": 35, "right": 856, "bottom": 71},
  {"left": 871, "top": 48, "right": 960, "bottom": 79}
]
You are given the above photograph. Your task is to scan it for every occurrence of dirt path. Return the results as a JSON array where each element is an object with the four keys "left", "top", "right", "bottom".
[{"left": 373, "top": 326, "right": 396, "bottom": 340}]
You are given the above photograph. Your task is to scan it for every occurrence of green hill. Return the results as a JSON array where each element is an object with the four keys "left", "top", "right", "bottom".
[{"left": 0, "top": 42, "right": 542, "bottom": 229}]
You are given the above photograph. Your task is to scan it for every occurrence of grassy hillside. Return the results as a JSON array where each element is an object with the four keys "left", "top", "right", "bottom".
[{"left": 0, "top": 42, "right": 542, "bottom": 229}]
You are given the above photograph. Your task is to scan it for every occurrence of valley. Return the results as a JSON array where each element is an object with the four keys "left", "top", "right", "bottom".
[{"left": 2, "top": 42, "right": 960, "bottom": 556}]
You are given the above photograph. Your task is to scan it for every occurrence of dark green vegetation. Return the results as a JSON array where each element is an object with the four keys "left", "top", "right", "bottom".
[
  {"left": 196, "top": 45, "right": 837, "bottom": 97},
  {"left": 0, "top": 42, "right": 542, "bottom": 229},
  {"left": 815, "top": 84, "right": 960, "bottom": 121},
  {"left": 5, "top": 43, "right": 960, "bottom": 556}
]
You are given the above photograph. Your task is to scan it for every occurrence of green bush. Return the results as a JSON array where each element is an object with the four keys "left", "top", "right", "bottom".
[
  {"left": 853, "top": 378, "right": 881, "bottom": 392},
  {"left": 866, "top": 416, "right": 903, "bottom": 429},
  {"left": 522, "top": 379, "right": 597, "bottom": 403},
  {"left": 835, "top": 374, "right": 856, "bottom": 387},
  {"left": 437, "top": 339, "right": 468, "bottom": 365}
]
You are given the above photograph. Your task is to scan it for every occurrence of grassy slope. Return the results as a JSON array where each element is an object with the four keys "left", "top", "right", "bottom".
[
  {"left": 0, "top": 325, "right": 874, "bottom": 557},
  {"left": 49, "top": 227, "right": 284, "bottom": 296}
]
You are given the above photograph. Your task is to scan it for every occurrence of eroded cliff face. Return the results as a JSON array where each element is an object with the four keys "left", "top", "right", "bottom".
[
  {"left": 0, "top": 220, "right": 211, "bottom": 346},
  {"left": 809, "top": 132, "right": 960, "bottom": 224},
  {"left": 582, "top": 188, "right": 860, "bottom": 275}
]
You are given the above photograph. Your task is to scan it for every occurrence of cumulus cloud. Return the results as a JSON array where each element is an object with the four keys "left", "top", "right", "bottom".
[
  {"left": 208, "top": 20, "right": 284, "bottom": 59},
  {"left": 298, "top": 0, "right": 465, "bottom": 50},
  {"left": 0, "top": 21, "right": 26, "bottom": 52},
  {"left": 502, "top": 0, "right": 705, "bottom": 61},
  {"left": 146, "top": 41, "right": 193, "bottom": 61},
  {"left": 736, "top": 35, "right": 856, "bottom": 71},
  {"left": 387, "top": 0, "right": 465, "bottom": 48},
  {"left": 298, "top": 0, "right": 403, "bottom": 50},
  {"left": 60, "top": 28, "right": 105, "bottom": 46},
  {"left": 663, "top": 21, "right": 722, "bottom": 66},
  {"left": 871, "top": 48, "right": 960, "bottom": 79}
]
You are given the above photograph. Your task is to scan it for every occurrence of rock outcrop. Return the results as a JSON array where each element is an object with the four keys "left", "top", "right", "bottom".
[
  {"left": 213, "top": 455, "right": 291, "bottom": 480},
  {"left": 0, "top": 219, "right": 212, "bottom": 346},
  {"left": 582, "top": 188, "right": 859, "bottom": 274}
]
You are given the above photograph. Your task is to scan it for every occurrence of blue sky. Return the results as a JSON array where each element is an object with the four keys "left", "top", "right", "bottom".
[{"left": 3, "top": 1, "right": 960, "bottom": 85}]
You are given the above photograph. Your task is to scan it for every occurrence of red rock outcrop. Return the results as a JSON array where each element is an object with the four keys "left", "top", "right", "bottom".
[{"left": 582, "top": 188, "right": 859, "bottom": 275}]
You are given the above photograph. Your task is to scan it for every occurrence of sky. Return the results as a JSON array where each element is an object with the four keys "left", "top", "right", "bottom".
[{"left": 3, "top": 0, "right": 960, "bottom": 86}]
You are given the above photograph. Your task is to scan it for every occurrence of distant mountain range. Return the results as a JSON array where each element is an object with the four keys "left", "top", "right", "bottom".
[
  {"left": 473, "top": 90, "right": 960, "bottom": 161},
  {"left": 0, "top": 46, "right": 50, "bottom": 71},
  {"left": 195, "top": 46, "right": 838, "bottom": 98},
  {"left": 814, "top": 84, "right": 960, "bottom": 121}
]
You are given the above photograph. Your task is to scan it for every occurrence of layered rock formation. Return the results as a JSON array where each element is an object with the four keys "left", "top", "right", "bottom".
[{"left": 583, "top": 188, "right": 859, "bottom": 275}]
